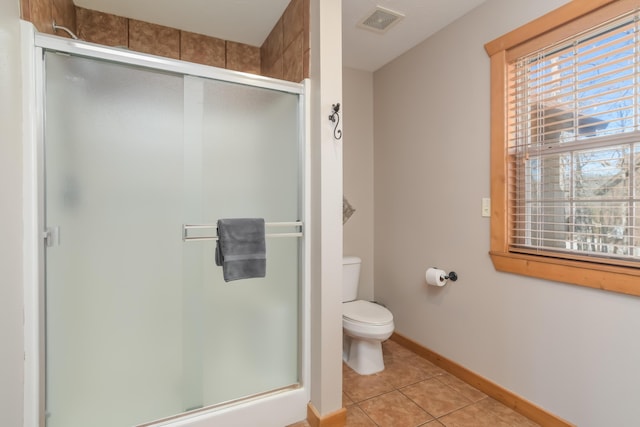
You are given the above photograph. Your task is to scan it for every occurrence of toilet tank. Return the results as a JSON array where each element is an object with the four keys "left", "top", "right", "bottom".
[{"left": 342, "top": 256, "right": 362, "bottom": 302}]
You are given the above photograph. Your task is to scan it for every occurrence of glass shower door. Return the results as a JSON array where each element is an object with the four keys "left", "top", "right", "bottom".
[
  {"left": 43, "top": 51, "right": 301, "bottom": 427},
  {"left": 44, "top": 52, "right": 186, "bottom": 427},
  {"left": 195, "top": 76, "right": 301, "bottom": 406}
]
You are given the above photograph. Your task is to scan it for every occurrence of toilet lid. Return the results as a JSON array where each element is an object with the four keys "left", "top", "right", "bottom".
[{"left": 343, "top": 300, "right": 393, "bottom": 325}]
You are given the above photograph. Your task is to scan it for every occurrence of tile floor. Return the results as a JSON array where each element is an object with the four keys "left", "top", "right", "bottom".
[{"left": 288, "top": 339, "right": 539, "bottom": 427}]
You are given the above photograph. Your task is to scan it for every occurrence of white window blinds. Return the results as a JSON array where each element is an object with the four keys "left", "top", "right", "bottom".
[{"left": 509, "top": 12, "right": 640, "bottom": 262}]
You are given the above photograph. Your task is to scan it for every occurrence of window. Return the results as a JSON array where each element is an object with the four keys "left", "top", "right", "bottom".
[{"left": 485, "top": 0, "right": 640, "bottom": 296}]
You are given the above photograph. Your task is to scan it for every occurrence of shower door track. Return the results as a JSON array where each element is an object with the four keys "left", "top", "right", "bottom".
[
  {"left": 137, "top": 384, "right": 302, "bottom": 427},
  {"left": 23, "top": 27, "right": 311, "bottom": 427}
]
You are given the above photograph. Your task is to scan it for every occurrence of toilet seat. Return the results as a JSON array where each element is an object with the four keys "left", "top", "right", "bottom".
[{"left": 343, "top": 300, "right": 393, "bottom": 326}]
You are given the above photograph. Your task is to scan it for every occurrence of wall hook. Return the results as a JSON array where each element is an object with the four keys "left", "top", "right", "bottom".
[{"left": 328, "top": 103, "right": 342, "bottom": 140}]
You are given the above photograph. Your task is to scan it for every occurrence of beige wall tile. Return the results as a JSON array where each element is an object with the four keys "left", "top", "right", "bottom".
[
  {"left": 283, "top": 31, "right": 303, "bottom": 82},
  {"left": 262, "top": 57, "right": 283, "bottom": 80},
  {"left": 181, "top": 31, "right": 226, "bottom": 68},
  {"left": 76, "top": 7, "right": 128, "bottom": 47},
  {"left": 20, "top": 0, "right": 32, "bottom": 21},
  {"left": 129, "top": 19, "right": 180, "bottom": 59},
  {"left": 261, "top": 0, "right": 309, "bottom": 81},
  {"left": 24, "top": 0, "right": 309, "bottom": 81},
  {"left": 303, "top": 0, "right": 310, "bottom": 52},
  {"left": 226, "top": 41, "right": 260, "bottom": 75},
  {"left": 29, "top": 0, "right": 53, "bottom": 33},
  {"left": 52, "top": 0, "right": 75, "bottom": 36},
  {"left": 283, "top": 0, "right": 303, "bottom": 50},
  {"left": 261, "top": 17, "right": 283, "bottom": 70}
]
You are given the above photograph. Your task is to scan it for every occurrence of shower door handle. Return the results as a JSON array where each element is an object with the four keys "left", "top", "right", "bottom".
[{"left": 44, "top": 226, "right": 60, "bottom": 247}]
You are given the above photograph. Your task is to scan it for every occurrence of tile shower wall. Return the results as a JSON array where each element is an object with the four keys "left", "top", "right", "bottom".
[
  {"left": 75, "top": 6, "right": 127, "bottom": 48},
  {"left": 261, "top": 0, "right": 309, "bottom": 82},
  {"left": 20, "top": 0, "right": 76, "bottom": 37},
  {"left": 19, "top": 0, "right": 309, "bottom": 82}
]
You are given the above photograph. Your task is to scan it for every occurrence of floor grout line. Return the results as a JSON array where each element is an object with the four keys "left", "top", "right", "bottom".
[{"left": 355, "top": 402, "right": 381, "bottom": 427}]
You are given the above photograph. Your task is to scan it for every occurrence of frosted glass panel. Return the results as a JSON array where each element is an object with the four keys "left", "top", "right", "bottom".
[
  {"left": 44, "top": 52, "right": 302, "bottom": 426},
  {"left": 200, "top": 79, "right": 300, "bottom": 219},
  {"left": 197, "top": 78, "right": 301, "bottom": 405},
  {"left": 44, "top": 53, "right": 185, "bottom": 427}
]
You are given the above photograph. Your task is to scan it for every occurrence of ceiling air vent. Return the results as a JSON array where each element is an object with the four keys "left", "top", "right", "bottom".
[{"left": 358, "top": 6, "right": 404, "bottom": 33}]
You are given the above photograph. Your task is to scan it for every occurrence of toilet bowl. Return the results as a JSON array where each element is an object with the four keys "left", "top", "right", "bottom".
[
  {"left": 342, "top": 257, "right": 395, "bottom": 375},
  {"left": 343, "top": 300, "right": 394, "bottom": 375}
]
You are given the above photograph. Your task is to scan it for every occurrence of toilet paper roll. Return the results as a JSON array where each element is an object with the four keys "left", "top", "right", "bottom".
[{"left": 426, "top": 268, "right": 447, "bottom": 287}]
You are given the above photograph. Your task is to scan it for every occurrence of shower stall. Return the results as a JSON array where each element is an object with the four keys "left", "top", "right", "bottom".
[{"left": 29, "top": 33, "right": 309, "bottom": 427}]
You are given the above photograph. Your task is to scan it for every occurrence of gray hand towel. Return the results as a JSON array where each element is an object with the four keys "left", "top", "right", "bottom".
[{"left": 215, "top": 218, "right": 266, "bottom": 282}]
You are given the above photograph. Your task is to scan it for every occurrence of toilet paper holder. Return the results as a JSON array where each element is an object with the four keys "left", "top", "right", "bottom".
[
  {"left": 443, "top": 271, "right": 458, "bottom": 282},
  {"left": 426, "top": 267, "right": 459, "bottom": 287}
]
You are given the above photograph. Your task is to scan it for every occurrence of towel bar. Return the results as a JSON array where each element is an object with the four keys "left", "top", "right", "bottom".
[{"left": 182, "top": 221, "right": 303, "bottom": 241}]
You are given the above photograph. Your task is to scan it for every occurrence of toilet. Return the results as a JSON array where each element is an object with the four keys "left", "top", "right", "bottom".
[{"left": 342, "top": 256, "right": 394, "bottom": 375}]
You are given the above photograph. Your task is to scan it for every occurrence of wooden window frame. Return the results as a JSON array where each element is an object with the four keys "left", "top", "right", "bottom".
[{"left": 485, "top": 0, "right": 640, "bottom": 297}]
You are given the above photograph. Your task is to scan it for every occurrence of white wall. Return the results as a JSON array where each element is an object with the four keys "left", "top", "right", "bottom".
[
  {"left": 0, "top": 0, "right": 24, "bottom": 426},
  {"left": 309, "top": 0, "right": 344, "bottom": 416},
  {"left": 342, "top": 67, "right": 374, "bottom": 301},
  {"left": 373, "top": 0, "right": 640, "bottom": 426}
]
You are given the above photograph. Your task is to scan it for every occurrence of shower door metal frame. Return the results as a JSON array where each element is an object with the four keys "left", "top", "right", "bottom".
[{"left": 23, "top": 28, "right": 311, "bottom": 427}]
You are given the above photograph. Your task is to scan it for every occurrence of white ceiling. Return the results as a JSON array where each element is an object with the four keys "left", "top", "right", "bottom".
[
  {"left": 74, "top": 0, "right": 487, "bottom": 72},
  {"left": 343, "top": 0, "right": 486, "bottom": 71}
]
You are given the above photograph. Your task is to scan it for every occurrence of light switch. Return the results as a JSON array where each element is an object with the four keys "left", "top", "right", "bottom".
[{"left": 482, "top": 198, "right": 491, "bottom": 217}]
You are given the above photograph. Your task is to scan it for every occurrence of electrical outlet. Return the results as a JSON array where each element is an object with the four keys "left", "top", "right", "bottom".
[{"left": 482, "top": 197, "right": 491, "bottom": 217}]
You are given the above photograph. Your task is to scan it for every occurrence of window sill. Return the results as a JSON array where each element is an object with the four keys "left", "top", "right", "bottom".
[{"left": 489, "top": 251, "right": 640, "bottom": 297}]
